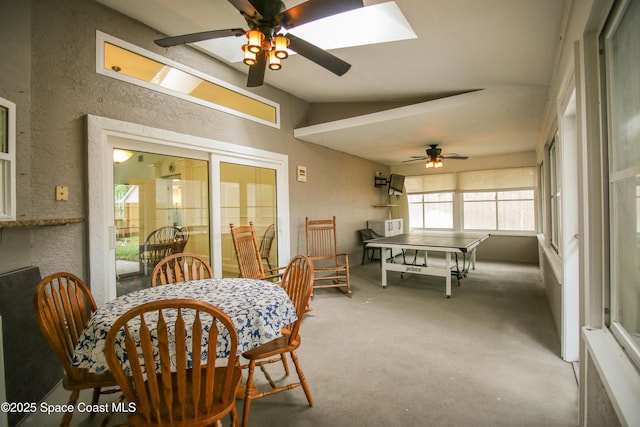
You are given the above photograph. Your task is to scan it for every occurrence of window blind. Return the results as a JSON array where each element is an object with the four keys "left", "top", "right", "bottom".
[
  {"left": 406, "top": 167, "right": 536, "bottom": 194},
  {"left": 405, "top": 173, "right": 456, "bottom": 193},
  {"left": 458, "top": 167, "right": 536, "bottom": 191}
]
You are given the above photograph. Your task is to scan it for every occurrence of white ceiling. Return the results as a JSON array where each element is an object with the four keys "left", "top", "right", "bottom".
[{"left": 96, "top": 0, "right": 567, "bottom": 165}]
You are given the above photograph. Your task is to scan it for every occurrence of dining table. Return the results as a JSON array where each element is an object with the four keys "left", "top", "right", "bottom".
[{"left": 72, "top": 277, "right": 297, "bottom": 374}]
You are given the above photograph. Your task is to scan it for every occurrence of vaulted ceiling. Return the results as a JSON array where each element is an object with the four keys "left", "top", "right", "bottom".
[{"left": 96, "top": 0, "right": 567, "bottom": 165}]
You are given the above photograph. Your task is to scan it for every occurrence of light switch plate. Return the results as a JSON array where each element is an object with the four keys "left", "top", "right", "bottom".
[{"left": 55, "top": 186, "right": 68, "bottom": 201}]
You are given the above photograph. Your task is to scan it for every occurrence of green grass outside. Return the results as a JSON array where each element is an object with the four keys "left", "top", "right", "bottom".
[{"left": 116, "top": 236, "right": 140, "bottom": 261}]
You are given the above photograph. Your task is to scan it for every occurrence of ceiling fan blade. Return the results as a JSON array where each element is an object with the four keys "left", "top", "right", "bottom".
[
  {"left": 281, "top": 0, "right": 364, "bottom": 29},
  {"left": 227, "top": 0, "right": 263, "bottom": 20},
  {"left": 442, "top": 155, "right": 469, "bottom": 160},
  {"left": 285, "top": 33, "right": 351, "bottom": 76},
  {"left": 247, "top": 51, "right": 266, "bottom": 87},
  {"left": 402, "top": 158, "right": 427, "bottom": 163},
  {"left": 154, "top": 29, "right": 245, "bottom": 47}
]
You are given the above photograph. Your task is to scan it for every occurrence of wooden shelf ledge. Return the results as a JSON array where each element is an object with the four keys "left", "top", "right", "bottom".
[{"left": 0, "top": 217, "right": 85, "bottom": 229}]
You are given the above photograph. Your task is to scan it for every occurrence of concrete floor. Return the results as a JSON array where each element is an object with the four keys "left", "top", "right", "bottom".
[{"left": 20, "top": 259, "right": 578, "bottom": 427}]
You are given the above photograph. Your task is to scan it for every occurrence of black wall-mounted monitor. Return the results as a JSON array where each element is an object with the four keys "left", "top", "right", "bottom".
[{"left": 387, "top": 174, "right": 405, "bottom": 195}]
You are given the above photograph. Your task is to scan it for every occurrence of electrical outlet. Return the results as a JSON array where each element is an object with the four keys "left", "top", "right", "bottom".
[{"left": 55, "top": 185, "right": 69, "bottom": 201}]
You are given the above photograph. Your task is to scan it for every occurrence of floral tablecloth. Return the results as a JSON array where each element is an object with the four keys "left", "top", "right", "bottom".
[{"left": 72, "top": 278, "right": 297, "bottom": 373}]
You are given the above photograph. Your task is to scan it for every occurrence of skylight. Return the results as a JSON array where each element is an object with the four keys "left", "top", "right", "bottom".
[{"left": 194, "top": 1, "right": 416, "bottom": 64}]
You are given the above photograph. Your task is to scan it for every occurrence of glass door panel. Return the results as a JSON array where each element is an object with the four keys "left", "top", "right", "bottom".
[
  {"left": 114, "top": 149, "right": 209, "bottom": 295},
  {"left": 220, "top": 163, "right": 277, "bottom": 277}
]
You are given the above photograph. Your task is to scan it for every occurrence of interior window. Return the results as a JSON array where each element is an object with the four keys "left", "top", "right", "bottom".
[
  {"left": 0, "top": 97, "right": 16, "bottom": 221},
  {"left": 97, "top": 31, "right": 280, "bottom": 127},
  {"left": 462, "top": 190, "right": 535, "bottom": 232},
  {"left": 602, "top": 0, "right": 640, "bottom": 367},
  {"left": 549, "top": 138, "right": 561, "bottom": 251},
  {"left": 408, "top": 192, "right": 454, "bottom": 229}
]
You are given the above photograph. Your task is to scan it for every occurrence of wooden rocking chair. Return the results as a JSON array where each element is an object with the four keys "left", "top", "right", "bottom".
[
  {"left": 305, "top": 216, "right": 351, "bottom": 296},
  {"left": 230, "top": 223, "right": 285, "bottom": 281}
]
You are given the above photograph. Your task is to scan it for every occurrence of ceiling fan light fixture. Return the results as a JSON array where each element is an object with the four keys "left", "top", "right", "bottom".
[
  {"left": 242, "top": 44, "right": 257, "bottom": 65},
  {"left": 246, "top": 30, "right": 264, "bottom": 53},
  {"left": 426, "top": 158, "right": 444, "bottom": 168},
  {"left": 268, "top": 50, "right": 282, "bottom": 70},
  {"left": 272, "top": 34, "right": 290, "bottom": 59}
]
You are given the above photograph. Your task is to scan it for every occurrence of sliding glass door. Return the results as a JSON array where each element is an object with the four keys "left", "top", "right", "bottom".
[
  {"left": 113, "top": 150, "right": 210, "bottom": 295},
  {"left": 220, "top": 163, "right": 278, "bottom": 277},
  {"left": 88, "top": 115, "right": 290, "bottom": 305}
]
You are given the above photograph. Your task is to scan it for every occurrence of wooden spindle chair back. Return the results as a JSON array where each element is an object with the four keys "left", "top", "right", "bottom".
[
  {"left": 230, "top": 222, "right": 285, "bottom": 281},
  {"left": 104, "top": 299, "right": 241, "bottom": 427},
  {"left": 280, "top": 255, "right": 314, "bottom": 340},
  {"left": 306, "top": 220, "right": 338, "bottom": 258},
  {"left": 259, "top": 224, "right": 276, "bottom": 269},
  {"left": 229, "top": 222, "right": 265, "bottom": 279},
  {"left": 34, "top": 272, "right": 118, "bottom": 427},
  {"left": 151, "top": 253, "right": 213, "bottom": 286}
]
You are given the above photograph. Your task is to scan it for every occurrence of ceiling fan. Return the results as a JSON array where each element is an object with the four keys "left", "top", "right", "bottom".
[
  {"left": 154, "top": 0, "right": 364, "bottom": 87},
  {"left": 403, "top": 144, "right": 469, "bottom": 168}
]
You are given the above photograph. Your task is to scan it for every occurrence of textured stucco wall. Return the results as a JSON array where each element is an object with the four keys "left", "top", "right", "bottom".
[{"left": 0, "top": 0, "right": 388, "bottom": 279}]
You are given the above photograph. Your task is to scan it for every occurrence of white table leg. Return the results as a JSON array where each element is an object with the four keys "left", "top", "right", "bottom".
[
  {"left": 381, "top": 251, "right": 388, "bottom": 288},
  {"left": 445, "top": 252, "right": 452, "bottom": 298}
]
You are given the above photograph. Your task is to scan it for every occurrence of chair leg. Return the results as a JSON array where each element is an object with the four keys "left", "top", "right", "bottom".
[
  {"left": 290, "top": 350, "right": 313, "bottom": 407},
  {"left": 279, "top": 353, "right": 290, "bottom": 375},
  {"left": 61, "top": 390, "right": 80, "bottom": 427},
  {"left": 92, "top": 387, "right": 101, "bottom": 405},
  {"left": 230, "top": 406, "right": 240, "bottom": 427},
  {"left": 345, "top": 267, "right": 351, "bottom": 296},
  {"left": 242, "top": 361, "right": 257, "bottom": 427}
]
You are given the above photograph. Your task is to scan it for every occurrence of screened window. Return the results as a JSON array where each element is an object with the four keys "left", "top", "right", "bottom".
[
  {"left": 549, "top": 138, "right": 561, "bottom": 251},
  {"left": 0, "top": 96, "right": 16, "bottom": 221},
  {"left": 408, "top": 192, "right": 453, "bottom": 229},
  {"left": 602, "top": 0, "right": 640, "bottom": 368},
  {"left": 463, "top": 190, "right": 535, "bottom": 231},
  {"left": 406, "top": 168, "right": 536, "bottom": 233}
]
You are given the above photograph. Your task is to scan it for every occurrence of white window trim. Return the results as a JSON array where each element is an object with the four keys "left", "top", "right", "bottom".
[
  {"left": 0, "top": 96, "right": 16, "bottom": 221},
  {"left": 87, "top": 114, "right": 290, "bottom": 306},
  {"left": 548, "top": 138, "right": 561, "bottom": 253},
  {"left": 461, "top": 188, "right": 536, "bottom": 233},
  {"left": 583, "top": 328, "right": 640, "bottom": 426},
  {"left": 95, "top": 31, "right": 280, "bottom": 129},
  {"left": 408, "top": 191, "right": 454, "bottom": 230}
]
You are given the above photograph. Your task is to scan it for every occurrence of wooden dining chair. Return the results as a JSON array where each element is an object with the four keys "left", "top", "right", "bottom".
[
  {"left": 306, "top": 216, "right": 351, "bottom": 296},
  {"left": 104, "top": 298, "right": 242, "bottom": 427},
  {"left": 240, "top": 255, "right": 315, "bottom": 427},
  {"left": 33, "top": 272, "right": 119, "bottom": 427},
  {"left": 139, "top": 225, "right": 189, "bottom": 275},
  {"left": 230, "top": 222, "right": 285, "bottom": 281},
  {"left": 151, "top": 252, "right": 213, "bottom": 286},
  {"left": 258, "top": 223, "right": 276, "bottom": 269}
]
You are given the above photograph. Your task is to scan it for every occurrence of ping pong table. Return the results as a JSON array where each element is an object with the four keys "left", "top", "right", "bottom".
[{"left": 365, "top": 232, "right": 490, "bottom": 298}]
